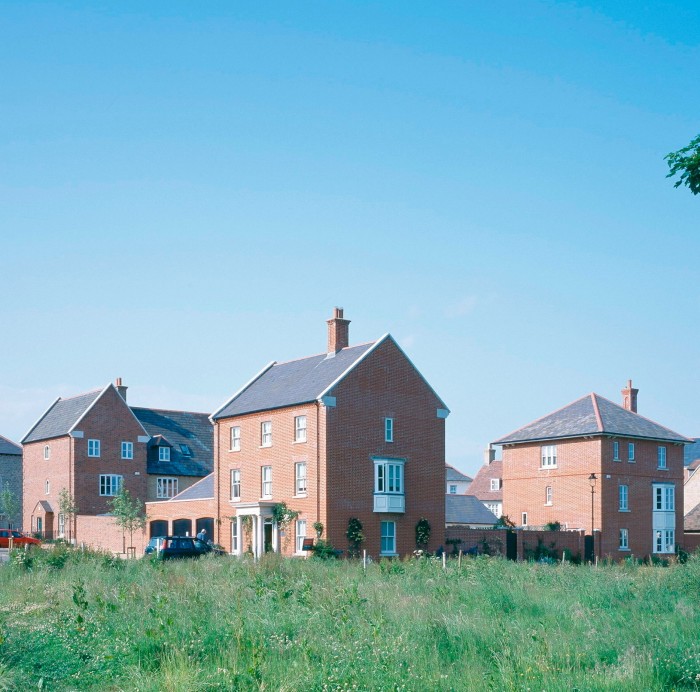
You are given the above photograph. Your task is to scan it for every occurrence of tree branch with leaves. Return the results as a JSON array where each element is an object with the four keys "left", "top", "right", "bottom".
[{"left": 665, "top": 134, "right": 700, "bottom": 195}]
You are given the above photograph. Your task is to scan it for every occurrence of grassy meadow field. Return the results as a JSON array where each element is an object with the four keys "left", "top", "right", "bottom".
[{"left": 0, "top": 546, "right": 699, "bottom": 691}]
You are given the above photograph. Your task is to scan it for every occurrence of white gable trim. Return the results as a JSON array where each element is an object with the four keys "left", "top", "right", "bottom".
[
  {"left": 21, "top": 397, "right": 62, "bottom": 444},
  {"left": 210, "top": 361, "right": 277, "bottom": 422},
  {"left": 317, "top": 334, "right": 449, "bottom": 411},
  {"left": 317, "top": 336, "right": 388, "bottom": 402}
]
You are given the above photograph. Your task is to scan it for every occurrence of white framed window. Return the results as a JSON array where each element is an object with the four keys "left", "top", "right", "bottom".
[
  {"left": 261, "top": 466, "right": 272, "bottom": 498},
  {"left": 613, "top": 441, "right": 620, "bottom": 461},
  {"left": 159, "top": 447, "right": 171, "bottom": 462},
  {"left": 628, "top": 443, "right": 635, "bottom": 462},
  {"left": 655, "top": 529, "right": 675, "bottom": 554},
  {"left": 619, "top": 484, "right": 629, "bottom": 511},
  {"left": 486, "top": 502, "right": 501, "bottom": 517},
  {"left": 88, "top": 439, "right": 101, "bottom": 457},
  {"left": 541, "top": 445, "right": 557, "bottom": 468},
  {"left": 658, "top": 446, "right": 667, "bottom": 469},
  {"left": 45, "top": 479, "right": 50, "bottom": 495},
  {"left": 545, "top": 486, "right": 552, "bottom": 505},
  {"left": 231, "top": 521, "right": 239, "bottom": 554},
  {"left": 385, "top": 418, "right": 394, "bottom": 443},
  {"left": 58, "top": 513, "right": 65, "bottom": 538},
  {"left": 294, "top": 416, "right": 307, "bottom": 443},
  {"left": 449, "top": 485, "right": 457, "bottom": 494},
  {"left": 43, "top": 445, "right": 50, "bottom": 460},
  {"left": 231, "top": 469, "right": 241, "bottom": 501},
  {"left": 619, "top": 528, "right": 629, "bottom": 550},
  {"left": 654, "top": 485, "right": 674, "bottom": 511},
  {"left": 380, "top": 521, "right": 396, "bottom": 555},
  {"left": 121, "top": 441, "right": 133, "bottom": 460},
  {"left": 521, "top": 512, "right": 528, "bottom": 526},
  {"left": 156, "top": 477, "right": 179, "bottom": 499},
  {"left": 490, "top": 478, "right": 500, "bottom": 491},
  {"left": 230, "top": 426, "right": 240, "bottom": 451},
  {"left": 261, "top": 421, "right": 272, "bottom": 447},
  {"left": 296, "top": 519, "right": 307, "bottom": 553},
  {"left": 375, "top": 460, "right": 404, "bottom": 494},
  {"left": 99, "top": 474, "right": 122, "bottom": 496},
  {"left": 295, "top": 462, "right": 307, "bottom": 495}
]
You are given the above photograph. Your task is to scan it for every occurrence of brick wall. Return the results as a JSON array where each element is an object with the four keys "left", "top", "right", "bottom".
[
  {"left": 76, "top": 515, "right": 148, "bottom": 554},
  {"left": 324, "top": 338, "right": 446, "bottom": 557}
]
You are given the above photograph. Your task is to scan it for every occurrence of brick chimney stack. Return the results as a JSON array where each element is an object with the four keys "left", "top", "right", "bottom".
[
  {"left": 621, "top": 379, "right": 638, "bottom": 413},
  {"left": 327, "top": 307, "right": 350, "bottom": 355},
  {"left": 115, "top": 377, "right": 128, "bottom": 402}
]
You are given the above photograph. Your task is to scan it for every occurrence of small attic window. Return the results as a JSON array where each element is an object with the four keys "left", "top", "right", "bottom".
[{"left": 179, "top": 444, "right": 192, "bottom": 456}]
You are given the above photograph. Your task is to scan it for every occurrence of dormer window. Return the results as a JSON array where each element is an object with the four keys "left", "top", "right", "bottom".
[{"left": 159, "top": 447, "right": 171, "bottom": 462}]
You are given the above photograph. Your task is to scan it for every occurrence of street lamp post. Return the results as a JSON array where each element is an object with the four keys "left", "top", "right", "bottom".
[{"left": 589, "top": 473, "right": 597, "bottom": 559}]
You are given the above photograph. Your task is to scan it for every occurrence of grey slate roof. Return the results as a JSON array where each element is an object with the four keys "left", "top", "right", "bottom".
[
  {"left": 167, "top": 473, "right": 214, "bottom": 501},
  {"left": 22, "top": 389, "right": 104, "bottom": 443},
  {"left": 494, "top": 394, "right": 690, "bottom": 445},
  {"left": 131, "top": 408, "right": 213, "bottom": 477},
  {"left": 446, "top": 464, "right": 472, "bottom": 483},
  {"left": 446, "top": 494, "right": 498, "bottom": 525},
  {"left": 685, "top": 502, "right": 700, "bottom": 532},
  {"left": 0, "top": 435, "right": 21, "bottom": 456},
  {"left": 212, "top": 342, "right": 376, "bottom": 419},
  {"left": 685, "top": 439, "right": 700, "bottom": 466}
]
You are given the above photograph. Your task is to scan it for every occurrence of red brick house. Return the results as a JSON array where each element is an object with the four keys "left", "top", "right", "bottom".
[
  {"left": 21, "top": 380, "right": 212, "bottom": 550},
  {"left": 150, "top": 308, "right": 448, "bottom": 558},
  {"left": 494, "top": 381, "right": 690, "bottom": 558}
]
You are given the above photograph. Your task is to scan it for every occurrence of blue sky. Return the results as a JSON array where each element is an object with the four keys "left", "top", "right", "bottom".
[{"left": 2, "top": 1, "right": 698, "bottom": 475}]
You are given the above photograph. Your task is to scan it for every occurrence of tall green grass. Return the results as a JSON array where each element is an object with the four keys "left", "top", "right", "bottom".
[{"left": 0, "top": 545, "right": 699, "bottom": 690}]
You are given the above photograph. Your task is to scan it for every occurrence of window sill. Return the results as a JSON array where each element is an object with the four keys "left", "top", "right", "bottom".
[
  {"left": 293, "top": 494, "right": 307, "bottom": 499},
  {"left": 293, "top": 440, "right": 307, "bottom": 445},
  {"left": 657, "top": 467, "right": 668, "bottom": 471},
  {"left": 628, "top": 460, "right": 636, "bottom": 463},
  {"left": 229, "top": 448, "right": 240, "bottom": 453},
  {"left": 380, "top": 552, "right": 398, "bottom": 557},
  {"left": 540, "top": 466, "right": 557, "bottom": 470},
  {"left": 618, "top": 547, "right": 630, "bottom": 552},
  {"left": 544, "top": 502, "right": 552, "bottom": 506},
  {"left": 613, "top": 458, "right": 621, "bottom": 462},
  {"left": 259, "top": 445, "right": 272, "bottom": 449},
  {"left": 230, "top": 498, "right": 241, "bottom": 503},
  {"left": 619, "top": 509, "right": 630, "bottom": 513}
]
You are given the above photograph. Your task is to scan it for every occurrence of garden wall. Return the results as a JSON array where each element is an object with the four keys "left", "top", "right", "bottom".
[
  {"left": 444, "top": 527, "right": 587, "bottom": 562},
  {"left": 76, "top": 515, "right": 148, "bottom": 555}
]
